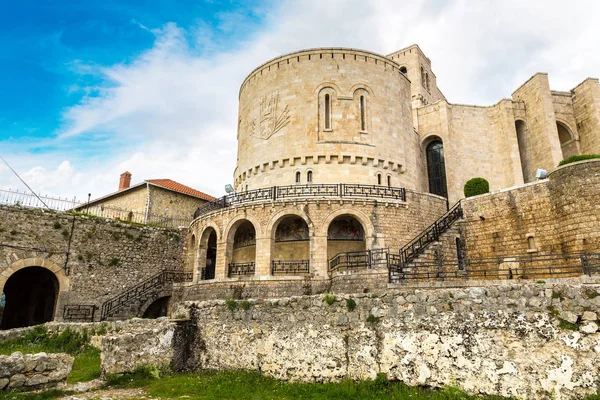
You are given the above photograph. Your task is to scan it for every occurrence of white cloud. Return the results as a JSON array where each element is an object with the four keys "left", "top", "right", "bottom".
[{"left": 2, "top": 0, "right": 599, "bottom": 201}]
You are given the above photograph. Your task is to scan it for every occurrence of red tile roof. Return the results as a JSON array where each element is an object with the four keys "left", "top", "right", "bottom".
[{"left": 145, "top": 179, "right": 216, "bottom": 201}]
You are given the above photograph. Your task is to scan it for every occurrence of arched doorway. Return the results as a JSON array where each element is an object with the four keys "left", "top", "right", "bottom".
[
  {"left": 557, "top": 122, "right": 578, "bottom": 159},
  {"left": 515, "top": 120, "right": 533, "bottom": 182},
  {"left": 272, "top": 216, "right": 310, "bottom": 275},
  {"left": 1, "top": 267, "right": 58, "bottom": 329},
  {"left": 199, "top": 227, "right": 217, "bottom": 280},
  {"left": 142, "top": 296, "right": 170, "bottom": 319},
  {"left": 327, "top": 215, "right": 366, "bottom": 261},
  {"left": 228, "top": 220, "right": 257, "bottom": 277},
  {"left": 426, "top": 140, "right": 448, "bottom": 198}
]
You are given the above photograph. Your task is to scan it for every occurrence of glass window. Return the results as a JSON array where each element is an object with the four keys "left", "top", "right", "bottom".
[
  {"left": 307, "top": 171, "right": 313, "bottom": 183},
  {"left": 360, "top": 96, "right": 366, "bottom": 131},
  {"left": 426, "top": 140, "right": 448, "bottom": 198},
  {"left": 324, "top": 94, "right": 331, "bottom": 130}
]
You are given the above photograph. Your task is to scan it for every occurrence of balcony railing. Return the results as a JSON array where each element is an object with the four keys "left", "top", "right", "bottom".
[
  {"left": 194, "top": 184, "right": 406, "bottom": 219},
  {"left": 272, "top": 260, "right": 310, "bottom": 275},
  {"left": 329, "top": 248, "right": 390, "bottom": 273},
  {"left": 228, "top": 262, "right": 256, "bottom": 277}
]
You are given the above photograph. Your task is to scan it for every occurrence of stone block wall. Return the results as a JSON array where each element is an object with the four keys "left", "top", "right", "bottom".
[
  {"left": 171, "top": 278, "right": 600, "bottom": 399},
  {"left": 0, "top": 352, "right": 73, "bottom": 390},
  {"left": 0, "top": 205, "right": 186, "bottom": 322},
  {"left": 147, "top": 185, "right": 207, "bottom": 222}
]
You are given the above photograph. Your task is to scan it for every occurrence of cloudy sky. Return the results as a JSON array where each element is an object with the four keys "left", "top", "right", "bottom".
[{"left": 1, "top": 0, "right": 599, "bottom": 201}]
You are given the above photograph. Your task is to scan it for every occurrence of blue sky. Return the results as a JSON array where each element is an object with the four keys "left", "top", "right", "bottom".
[{"left": 1, "top": 0, "right": 599, "bottom": 201}]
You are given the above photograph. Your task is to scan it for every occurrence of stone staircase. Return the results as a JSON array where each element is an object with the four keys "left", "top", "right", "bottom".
[{"left": 390, "top": 201, "right": 465, "bottom": 282}]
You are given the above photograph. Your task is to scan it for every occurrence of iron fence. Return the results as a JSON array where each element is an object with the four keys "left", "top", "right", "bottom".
[
  {"left": 63, "top": 305, "right": 96, "bottom": 322},
  {"left": 100, "top": 270, "right": 192, "bottom": 320},
  {"left": 272, "top": 260, "right": 310, "bottom": 275},
  {"left": 0, "top": 188, "right": 79, "bottom": 211},
  {"left": 228, "top": 262, "right": 256, "bottom": 277},
  {"left": 193, "top": 184, "right": 407, "bottom": 219},
  {"left": 329, "top": 248, "right": 390, "bottom": 273},
  {"left": 388, "top": 252, "right": 600, "bottom": 283}
]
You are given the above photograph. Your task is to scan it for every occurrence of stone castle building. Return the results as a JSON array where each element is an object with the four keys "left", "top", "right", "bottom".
[{"left": 0, "top": 44, "right": 599, "bottom": 328}]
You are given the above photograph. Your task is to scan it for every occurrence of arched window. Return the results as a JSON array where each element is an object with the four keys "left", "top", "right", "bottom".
[
  {"left": 377, "top": 173, "right": 382, "bottom": 185},
  {"left": 557, "top": 122, "right": 578, "bottom": 159},
  {"left": 425, "top": 73, "right": 430, "bottom": 91},
  {"left": 426, "top": 140, "right": 448, "bottom": 198},
  {"left": 360, "top": 95, "right": 366, "bottom": 131},
  {"left": 400, "top": 66, "right": 407, "bottom": 74},
  {"left": 295, "top": 171, "right": 301, "bottom": 184},
  {"left": 307, "top": 170, "right": 313, "bottom": 183},
  {"left": 387, "top": 175, "right": 391, "bottom": 187},
  {"left": 324, "top": 94, "right": 331, "bottom": 130},
  {"left": 421, "top": 66, "right": 425, "bottom": 84}
]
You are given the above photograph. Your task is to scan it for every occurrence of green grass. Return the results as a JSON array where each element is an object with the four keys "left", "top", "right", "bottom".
[
  {"left": 0, "top": 326, "right": 101, "bottom": 384},
  {"left": 558, "top": 154, "right": 600, "bottom": 166},
  {"left": 104, "top": 369, "right": 512, "bottom": 400},
  {"left": 0, "top": 389, "right": 72, "bottom": 400}
]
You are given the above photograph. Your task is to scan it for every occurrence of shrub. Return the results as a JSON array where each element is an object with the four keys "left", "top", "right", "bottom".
[
  {"left": 109, "top": 258, "right": 119, "bottom": 266},
  {"left": 558, "top": 154, "right": 600, "bottom": 167},
  {"left": 323, "top": 294, "right": 336, "bottom": 306},
  {"left": 240, "top": 300, "right": 251, "bottom": 311},
  {"left": 366, "top": 314, "right": 381, "bottom": 324},
  {"left": 464, "top": 177, "right": 490, "bottom": 198},
  {"left": 346, "top": 299, "right": 357, "bottom": 312},
  {"left": 53, "top": 221, "right": 62, "bottom": 229},
  {"left": 225, "top": 298, "right": 237, "bottom": 312}
]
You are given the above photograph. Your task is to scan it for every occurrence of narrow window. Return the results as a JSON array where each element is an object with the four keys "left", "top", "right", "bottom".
[
  {"left": 387, "top": 175, "right": 391, "bottom": 187},
  {"left": 400, "top": 66, "right": 407, "bottom": 74},
  {"left": 295, "top": 171, "right": 301, "bottom": 183},
  {"left": 456, "top": 238, "right": 464, "bottom": 270},
  {"left": 360, "top": 95, "right": 366, "bottom": 131},
  {"left": 426, "top": 73, "right": 430, "bottom": 91},
  {"left": 527, "top": 236, "right": 536, "bottom": 250},
  {"left": 307, "top": 171, "right": 313, "bottom": 183},
  {"left": 245, "top": 185, "right": 248, "bottom": 192},
  {"left": 421, "top": 66, "right": 425, "bottom": 84},
  {"left": 426, "top": 140, "right": 448, "bottom": 198},
  {"left": 324, "top": 94, "right": 331, "bottom": 130},
  {"left": 377, "top": 173, "right": 382, "bottom": 185}
]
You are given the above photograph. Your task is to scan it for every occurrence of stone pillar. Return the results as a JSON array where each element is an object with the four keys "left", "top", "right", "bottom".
[
  {"left": 195, "top": 248, "right": 206, "bottom": 282},
  {"left": 311, "top": 235, "right": 328, "bottom": 277},
  {"left": 215, "top": 240, "right": 228, "bottom": 279},
  {"left": 255, "top": 237, "right": 272, "bottom": 277}
]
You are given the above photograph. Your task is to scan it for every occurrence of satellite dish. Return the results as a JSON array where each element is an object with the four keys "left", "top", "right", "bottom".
[
  {"left": 224, "top": 184, "right": 234, "bottom": 193},
  {"left": 535, "top": 168, "right": 548, "bottom": 179}
]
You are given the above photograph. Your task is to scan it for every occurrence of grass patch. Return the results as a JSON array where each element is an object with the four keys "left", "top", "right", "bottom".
[
  {"left": 0, "top": 326, "right": 101, "bottom": 384},
  {"left": 103, "top": 369, "right": 511, "bottom": 399},
  {"left": 323, "top": 294, "right": 336, "bottom": 306},
  {"left": 346, "top": 299, "right": 357, "bottom": 312},
  {"left": 0, "top": 388, "right": 73, "bottom": 400},
  {"left": 558, "top": 318, "right": 580, "bottom": 331},
  {"left": 225, "top": 298, "right": 237, "bottom": 312},
  {"left": 558, "top": 154, "right": 600, "bottom": 167}
]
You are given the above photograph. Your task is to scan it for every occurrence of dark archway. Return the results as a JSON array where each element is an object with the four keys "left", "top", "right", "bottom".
[
  {"left": 426, "top": 140, "right": 448, "bottom": 198},
  {"left": 515, "top": 120, "right": 532, "bottom": 182},
  {"left": 557, "top": 122, "right": 578, "bottom": 159},
  {"left": 142, "top": 296, "right": 170, "bottom": 319},
  {"left": 1, "top": 267, "right": 58, "bottom": 329},
  {"left": 204, "top": 229, "right": 217, "bottom": 280}
]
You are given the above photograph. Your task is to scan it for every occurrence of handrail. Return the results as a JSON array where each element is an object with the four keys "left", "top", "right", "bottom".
[
  {"left": 194, "top": 184, "right": 407, "bottom": 219},
  {"left": 100, "top": 269, "right": 192, "bottom": 320},
  {"left": 398, "top": 201, "right": 463, "bottom": 266}
]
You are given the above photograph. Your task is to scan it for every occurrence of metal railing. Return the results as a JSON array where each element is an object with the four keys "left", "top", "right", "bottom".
[
  {"left": 63, "top": 305, "right": 96, "bottom": 322},
  {"left": 0, "top": 188, "right": 192, "bottom": 228},
  {"left": 228, "top": 262, "right": 256, "bottom": 277},
  {"left": 388, "top": 252, "right": 600, "bottom": 283},
  {"left": 272, "top": 260, "right": 310, "bottom": 275},
  {"left": 398, "top": 201, "right": 463, "bottom": 266},
  {"left": 0, "top": 188, "right": 79, "bottom": 211},
  {"left": 193, "top": 184, "right": 407, "bottom": 219},
  {"left": 329, "top": 248, "right": 390, "bottom": 273},
  {"left": 100, "top": 270, "right": 192, "bottom": 320}
]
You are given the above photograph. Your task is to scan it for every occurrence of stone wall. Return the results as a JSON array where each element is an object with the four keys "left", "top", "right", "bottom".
[
  {"left": 171, "top": 278, "right": 600, "bottom": 400},
  {"left": 147, "top": 185, "right": 207, "bottom": 222},
  {"left": 86, "top": 184, "right": 149, "bottom": 215},
  {"left": 0, "top": 205, "right": 186, "bottom": 323},
  {"left": 462, "top": 159, "right": 600, "bottom": 259},
  {"left": 0, "top": 352, "right": 73, "bottom": 390}
]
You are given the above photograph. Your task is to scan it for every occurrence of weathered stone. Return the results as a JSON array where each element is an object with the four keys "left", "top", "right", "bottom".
[
  {"left": 560, "top": 311, "right": 579, "bottom": 324},
  {"left": 580, "top": 322, "right": 598, "bottom": 334},
  {"left": 8, "top": 374, "right": 26, "bottom": 388},
  {"left": 26, "top": 374, "right": 49, "bottom": 386},
  {"left": 582, "top": 311, "right": 597, "bottom": 321}
]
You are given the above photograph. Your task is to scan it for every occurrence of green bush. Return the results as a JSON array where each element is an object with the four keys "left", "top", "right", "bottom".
[
  {"left": 346, "top": 299, "right": 357, "bottom": 312},
  {"left": 558, "top": 154, "right": 600, "bottom": 167},
  {"left": 225, "top": 298, "right": 237, "bottom": 312},
  {"left": 464, "top": 177, "right": 490, "bottom": 198},
  {"left": 323, "top": 294, "right": 336, "bottom": 306}
]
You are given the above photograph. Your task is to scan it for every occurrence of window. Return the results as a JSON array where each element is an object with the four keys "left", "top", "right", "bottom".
[
  {"left": 377, "top": 173, "right": 382, "bottom": 185},
  {"left": 421, "top": 66, "right": 425, "bottom": 84},
  {"left": 426, "top": 140, "right": 448, "bottom": 198},
  {"left": 425, "top": 73, "right": 430, "bottom": 91},
  {"left": 387, "top": 175, "right": 391, "bottom": 187},
  {"left": 324, "top": 94, "right": 331, "bottom": 130},
  {"left": 360, "top": 95, "right": 366, "bottom": 131},
  {"left": 295, "top": 171, "right": 301, "bottom": 183},
  {"left": 400, "top": 66, "right": 407, "bottom": 74},
  {"left": 307, "top": 170, "right": 313, "bottom": 183}
]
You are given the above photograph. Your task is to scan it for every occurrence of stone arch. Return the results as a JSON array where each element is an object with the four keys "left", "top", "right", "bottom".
[
  {"left": 324, "top": 214, "right": 368, "bottom": 263},
  {"left": 224, "top": 216, "right": 260, "bottom": 277},
  {"left": 0, "top": 258, "right": 68, "bottom": 329},
  {"left": 313, "top": 81, "right": 342, "bottom": 95},
  {"left": 556, "top": 120, "right": 579, "bottom": 159},
  {"left": 319, "top": 209, "right": 375, "bottom": 241},
  {"left": 268, "top": 211, "right": 312, "bottom": 275},
  {"left": 140, "top": 291, "right": 172, "bottom": 319},
  {"left": 349, "top": 83, "right": 375, "bottom": 97},
  {"left": 198, "top": 224, "right": 219, "bottom": 281}
]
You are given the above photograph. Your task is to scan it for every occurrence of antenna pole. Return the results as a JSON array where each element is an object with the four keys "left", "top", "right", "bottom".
[{"left": 0, "top": 155, "right": 51, "bottom": 210}]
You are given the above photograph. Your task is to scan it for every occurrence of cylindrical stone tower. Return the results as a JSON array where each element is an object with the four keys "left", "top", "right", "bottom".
[{"left": 235, "top": 48, "right": 416, "bottom": 191}]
